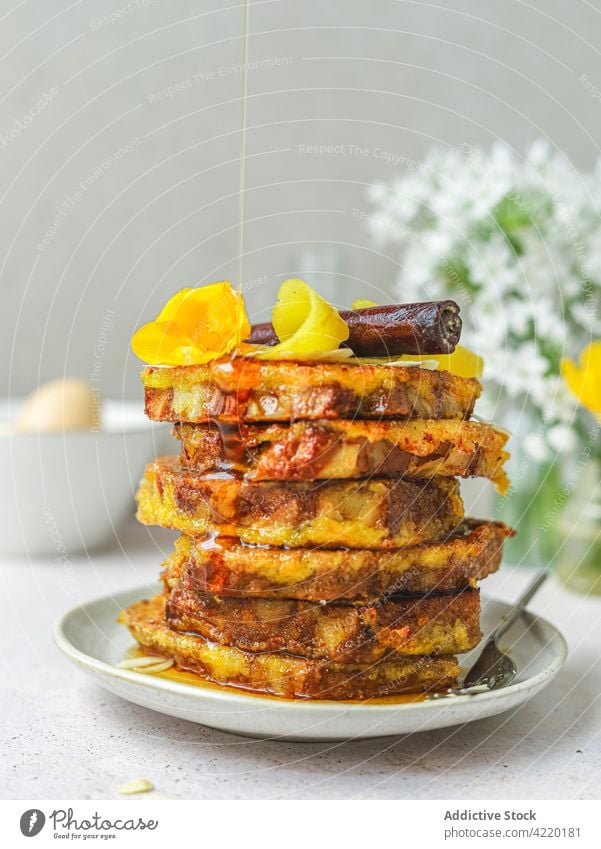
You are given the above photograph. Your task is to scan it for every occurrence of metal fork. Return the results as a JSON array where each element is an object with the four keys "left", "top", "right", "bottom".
[{"left": 429, "top": 570, "right": 549, "bottom": 698}]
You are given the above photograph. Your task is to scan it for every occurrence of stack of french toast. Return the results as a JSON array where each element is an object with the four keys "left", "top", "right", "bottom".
[{"left": 120, "top": 351, "right": 513, "bottom": 700}]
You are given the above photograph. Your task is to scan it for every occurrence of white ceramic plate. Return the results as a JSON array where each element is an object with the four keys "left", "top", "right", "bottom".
[{"left": 54, "top": 585, "right": 567, "bottom": 741}]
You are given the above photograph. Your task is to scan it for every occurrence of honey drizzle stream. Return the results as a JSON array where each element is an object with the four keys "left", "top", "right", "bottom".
[
  {"left": 237, "top": 0, "right": 250, "bottom": 294},
  {"left": 216, "top": 421, "right": 246, "bottom": 471}
]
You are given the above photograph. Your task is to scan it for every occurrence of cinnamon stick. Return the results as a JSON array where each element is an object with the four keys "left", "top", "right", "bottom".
[{"left": 248, "top": 300, "right": 462, "bottom": 356}]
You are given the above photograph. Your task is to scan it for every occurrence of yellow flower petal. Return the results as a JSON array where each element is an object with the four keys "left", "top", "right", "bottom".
[
  {"left": 370, "top": 345, "right": 483, "bottom": 378},
  {"left": 561, "top": 340, "right": 601, "bottom": 417},
  {"left": 352, "top": 298, "right": 379, "bottom": 309},
  {"left": 431, "top": 345, "right": 484, "bottom": 378},
  {"left": 256, "top": 279, "right": 349, "bottom": 359},
  {"left": 131, "top": 282, "right": 251, "bottom": 366},
  {"left": 249, "top": 347, "right": 354, "bottom": 363},
  {"left": 155, "top": 287, "right": 194, "bottom": 323},
  {"left": 132, "top": 321, "right": 194, "bottom": 366}
]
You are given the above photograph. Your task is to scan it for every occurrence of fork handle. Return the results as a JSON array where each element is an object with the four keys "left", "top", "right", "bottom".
[{"left": 491, "top": 570, "right": 549, "bottom": 641}]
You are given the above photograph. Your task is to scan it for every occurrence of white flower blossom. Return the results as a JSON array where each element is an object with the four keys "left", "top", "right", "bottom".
[
  {"left": 547, "top": 424, "right": 578, "bottom": 454},
  {"left": 367, "top": 141, "right": 601, "bottom": 461},
  {"left": 523, "top": 431, "right": 552, "bottom": 463}
]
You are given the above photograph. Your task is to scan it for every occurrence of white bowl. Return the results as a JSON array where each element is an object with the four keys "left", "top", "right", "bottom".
[{"left": 0, "top": 399, "right": 171, "bottom": 556}]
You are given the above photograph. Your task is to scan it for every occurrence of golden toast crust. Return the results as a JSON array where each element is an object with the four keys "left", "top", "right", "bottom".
[
  {"left": 136, "top": 457, "right": 465, "bottom": 549},
  {"left": 143, "top": 359, "right": 480, "bottom": 423},
  {"left": 166, "top": 586, "right": 481, "bottom": 662},
  {"left": 119, "top": 596, "right": 459, "bottom": 700},
  {"left": 162, "top": 520, "right": 513, "bottom": 601},
  {"left": 175, "top": 418, "right": 509, "bottom": 492}
]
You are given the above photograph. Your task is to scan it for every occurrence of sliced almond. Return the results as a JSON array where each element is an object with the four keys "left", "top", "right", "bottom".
[
  {"left": 118, "top": 656, "right": 173, "bottom": 671},
  {"left": 135, "top": 660, "right": 174, "bottom": 674},
  {"left": 118, "top": 778, "right": 155, "bottom": 796}
]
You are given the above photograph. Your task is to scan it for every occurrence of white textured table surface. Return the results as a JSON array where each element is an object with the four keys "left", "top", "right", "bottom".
[{"left": 1, "top": 519, "right": 600, "bottom": 801}]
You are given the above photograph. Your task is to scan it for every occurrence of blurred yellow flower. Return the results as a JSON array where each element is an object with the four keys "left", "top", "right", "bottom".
[
  {"left": 131, "top": 282, "right": 251, "bottom": 366},
  {"left": 255, "top": 279, "right": 350, "bottom": 360},
  {"left": 561, "top": 341, "right": 601, "bottom": 418}
]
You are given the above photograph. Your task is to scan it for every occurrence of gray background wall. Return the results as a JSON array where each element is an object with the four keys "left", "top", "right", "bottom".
[{"left": 2, "top": 0, "right": 601, "bottom": 398}]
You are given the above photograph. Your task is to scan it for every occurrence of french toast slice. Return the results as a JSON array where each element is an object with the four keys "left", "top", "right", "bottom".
[
  {"left": 166, "top": 585, "right": 481, "bottom": 663},
  {"left": 136, "top": 457, "right": 464, "bottom": 549},
  {"left": 119, "top": 596, "right": 460, "bottom": 699},
  {"left": 175, "top": 418, "right": 509, "bottom": 492},
  {"left": 162, "top": 520, "right": 513, "bottom": 601},
  {"left": 142, "top": 359, "right": 480, "bottom": 423}
]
